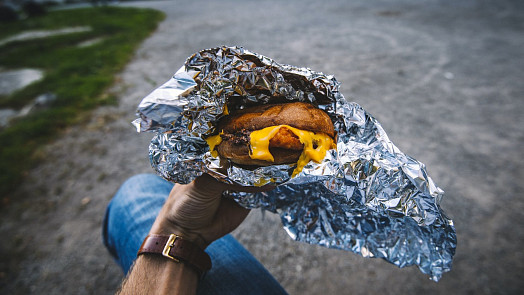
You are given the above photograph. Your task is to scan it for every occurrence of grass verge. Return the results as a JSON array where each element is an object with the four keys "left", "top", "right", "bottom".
[{"left": 0, "top": 7, "right": 165, "bottom": 198}]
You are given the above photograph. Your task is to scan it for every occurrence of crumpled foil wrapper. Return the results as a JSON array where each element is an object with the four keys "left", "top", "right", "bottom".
[{"left": 133, "top": 46, "right": 456, "bottom": 281}]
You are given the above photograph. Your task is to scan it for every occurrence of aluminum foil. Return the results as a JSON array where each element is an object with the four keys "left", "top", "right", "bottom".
[{"left": 133, "top": 46, "right": 456, "bottom": 281}]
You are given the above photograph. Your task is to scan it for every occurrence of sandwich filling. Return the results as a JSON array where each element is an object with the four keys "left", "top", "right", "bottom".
[{"left": 206, "top": 125, "right": 336, "bottom": 177}]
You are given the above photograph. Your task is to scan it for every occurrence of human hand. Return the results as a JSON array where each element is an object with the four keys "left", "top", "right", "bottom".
[
  {"left": 120, "top": 175, "right": 271, "bottom": 294},
  {"left": 149, "top": 174, "right": 271, "bottom": 249}
]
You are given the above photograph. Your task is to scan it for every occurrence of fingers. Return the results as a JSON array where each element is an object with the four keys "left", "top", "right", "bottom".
[
  {"left": 189, "top": 173, "right": 276, "bottom": 198},
  {"left": 202, "top": 197, "right": 251, "bottom": 242},
  {"left": 162, "top": 174, "right": 268, "bottom": 246},
  {"left": 186, "top": 174, "right": 228, "bottom": 200}
]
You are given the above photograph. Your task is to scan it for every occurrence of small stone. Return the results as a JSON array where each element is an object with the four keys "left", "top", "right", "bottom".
[
  {"left": 18, "top": 92, "right": 56, "bottom": 117},
  {"left": 77, "top": 37, "right": 104, "bottom": 48},
  {"left": 444, "top": 72, "right": 455, "bottom": 80},
  {"left": 81, "top": 197, "right": 91, "bottom": 206},
  {"left": 35, "top": 92, "right": 56, "bottom": 106}
]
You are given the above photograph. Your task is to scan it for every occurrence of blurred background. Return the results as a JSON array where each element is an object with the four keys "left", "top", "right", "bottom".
[{"left": 0, "top": 0, "right": 523, "bottom": 294}]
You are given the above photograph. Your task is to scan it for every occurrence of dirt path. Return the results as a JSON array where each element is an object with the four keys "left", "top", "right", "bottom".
[{"left": 1, "top": 1, "right": 523, "bottom": 294}]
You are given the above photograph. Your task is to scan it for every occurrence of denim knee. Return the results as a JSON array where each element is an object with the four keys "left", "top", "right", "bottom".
[{"left": 102, "top": 173, "right": 173, "bottom": 270}]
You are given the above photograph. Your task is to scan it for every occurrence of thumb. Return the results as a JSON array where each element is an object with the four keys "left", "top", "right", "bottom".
[{"left": 186, "top": 174, "right": 229, "bottom": 201}]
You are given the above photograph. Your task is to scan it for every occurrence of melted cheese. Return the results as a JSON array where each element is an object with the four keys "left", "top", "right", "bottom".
[
  {"left": 205, "top": 132, "right": 223, "bottom": 158},
  {"left": 250, "top": 125, "right": 336, "bottom": 177},
  {"left": 206, "top": 125, "right": 336, "bottom": 177}
]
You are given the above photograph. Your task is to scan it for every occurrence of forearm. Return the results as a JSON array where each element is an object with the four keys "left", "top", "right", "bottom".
[
  {"left": 116, "top": 176, "right": 253, "bottom": 294},
  {"left": 117, "top": 200, "right": 200, "bottom": 295},
  {"left": 117, "top": 254, "right": 199, "bottom": 295}
]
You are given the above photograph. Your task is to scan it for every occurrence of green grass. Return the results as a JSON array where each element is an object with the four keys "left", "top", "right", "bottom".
[{"left": 0, "top": 7, "right": 165, "bottom": 197}]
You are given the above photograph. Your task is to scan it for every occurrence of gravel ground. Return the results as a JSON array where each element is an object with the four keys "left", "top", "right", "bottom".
[{"left": 1, "top": 0, "right": 523, "bottom": 294}]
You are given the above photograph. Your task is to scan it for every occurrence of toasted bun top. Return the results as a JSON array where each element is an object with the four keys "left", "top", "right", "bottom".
[{"left": 218, "top": 102, "right": 335, "bottom": 137}]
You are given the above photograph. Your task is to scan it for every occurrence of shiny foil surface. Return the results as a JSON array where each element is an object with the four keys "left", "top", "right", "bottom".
[{"left": 133, "top": 46, "right": 456, "bottom": 281}]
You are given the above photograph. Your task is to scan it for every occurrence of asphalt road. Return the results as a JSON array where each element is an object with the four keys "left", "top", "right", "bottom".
[{"left": 1, "top": 0, "right": 523, "bottom": 294}]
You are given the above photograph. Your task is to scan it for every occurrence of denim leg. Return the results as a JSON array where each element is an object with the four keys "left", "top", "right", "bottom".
[
  {"left": 103, "top": 174, "right": 288, "bottom": 295},
  {"left": 198, "top": 235, "right": 288, "bottom": 295},
  {"left": 103, "top": 173, "right": 173, "bottom": 272}
]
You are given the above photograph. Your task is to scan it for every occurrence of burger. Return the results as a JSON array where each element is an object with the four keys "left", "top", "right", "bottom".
[{"left": 206, "top": 102, "right": 336, "bottom": 176}]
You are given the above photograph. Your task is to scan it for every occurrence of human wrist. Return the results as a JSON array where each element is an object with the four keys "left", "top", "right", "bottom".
[{"left": 137, "top": 233, "right": 212, "bottom": 278}]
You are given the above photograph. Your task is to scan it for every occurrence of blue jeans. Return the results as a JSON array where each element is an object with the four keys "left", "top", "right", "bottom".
[{"left": 103, "top": 174, "right": 288, "bottom": 294}]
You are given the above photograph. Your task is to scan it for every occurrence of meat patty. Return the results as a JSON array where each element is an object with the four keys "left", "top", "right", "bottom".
[{"left": 268, "top": 127, "right": 303, "bottom": 150}]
